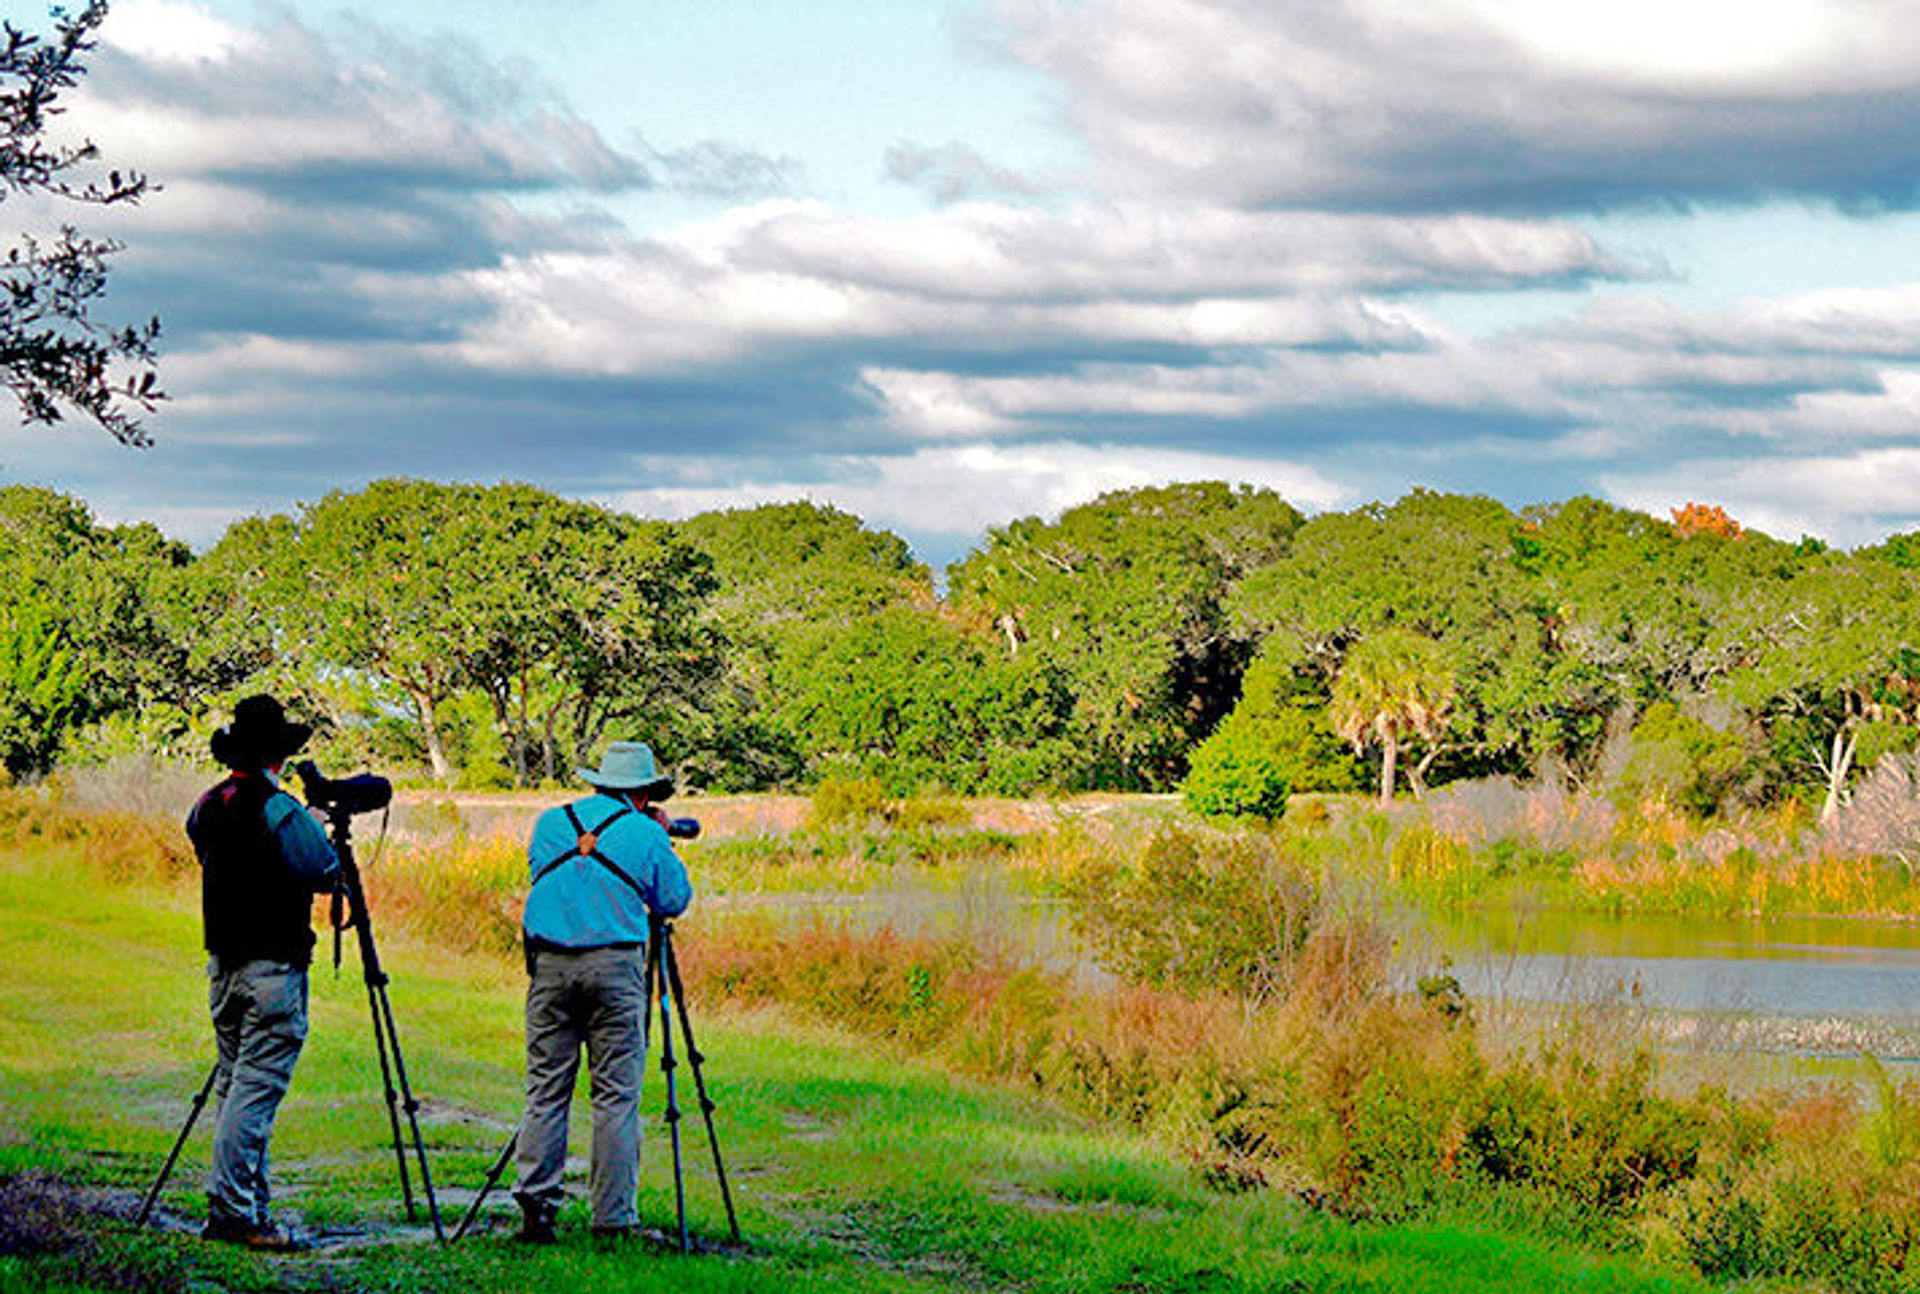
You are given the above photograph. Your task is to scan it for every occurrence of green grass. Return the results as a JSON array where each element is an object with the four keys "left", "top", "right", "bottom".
[{"left": 0, "top": 839, "right": 1744, "bottom": 1293}]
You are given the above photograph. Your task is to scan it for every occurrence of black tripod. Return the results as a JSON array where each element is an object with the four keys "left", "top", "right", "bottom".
[
  {"left": 138, "top": 805, "right": 446, "bottom": 1241},
  {"left": 454, "top": 917, "right": 740, "bottom": 1249}
]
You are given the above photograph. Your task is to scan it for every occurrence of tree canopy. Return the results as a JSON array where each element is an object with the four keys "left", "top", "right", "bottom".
[
  {"left": 950, "top": 481, "right": 1302, "bottom": 789},
  {"left": 5, "top": 477, "right": 1919, "bottom": 820}
]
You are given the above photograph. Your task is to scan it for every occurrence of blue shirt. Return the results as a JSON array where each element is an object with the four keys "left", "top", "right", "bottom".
[
  {"left": 262, "top": 773, "right": 339, "bottom": 887},
  {"left": 521, "top": 793, "right": 692, "bottom": 949}
]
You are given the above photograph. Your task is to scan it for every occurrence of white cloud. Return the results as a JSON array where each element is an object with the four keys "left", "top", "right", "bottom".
[
  {"left": 860, "top": 340, "right": 1582, "bottom": 441},
  {"left": 1606, "top": 446, "right": 1920, "bottom": 546},
  {"left": 75, "top": 11, "right": 646, "bottom": 192},
  {"left": 991, "top": 0, "right": 1920, "bottom": 210},
  {"left": 438, "top": 199, "right": 1619, "bottom": 378},
  {"left": 606, "top": 441, "right": 1352, "bottom": 552},
  {"left": 102, "top": 0, "right": 254, "bottom": 66},
  {"left": 1719, "top": 367, "right": 1920, "bottom": 441},
  {"left": 719, "top": 202, "right": 1626, "bottom": 298},
  {"left": 1450, "top": 0, "right": 1899, "bottom": 89}
]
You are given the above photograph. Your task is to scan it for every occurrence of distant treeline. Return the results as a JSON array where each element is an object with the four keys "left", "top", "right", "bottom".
[{"left": 3, "top": 480, "right": 1916, "bottom": 815}]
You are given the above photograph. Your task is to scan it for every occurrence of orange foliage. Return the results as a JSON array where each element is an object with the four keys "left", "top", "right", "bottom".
[{"left": 1671, "top": 501, "right": 1744, "bottom": 538}]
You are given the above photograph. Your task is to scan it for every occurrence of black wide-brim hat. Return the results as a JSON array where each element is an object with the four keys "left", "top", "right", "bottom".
[{"left": 210, "top": 693, "right": 312, "bottom": 769}]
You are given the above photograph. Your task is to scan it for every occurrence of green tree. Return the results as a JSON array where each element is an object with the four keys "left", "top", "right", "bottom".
[
  {"left": 0, "top": 485, "right": 192, "bottom": 766},
  {"left": 1180, "top": 718, "right": 1293, "bottom": 819},
  {"left": 1612, "top": 700, "right": 1750, "bottom": 817},
  {"left": 775, "top": 606, "right": 1073, "bottom": 794},
  {"left": 165, "top": 513, "right": 302, "bottom": 702},
  {"left": 949, "top": 481, "right": 1301, "bottom": 789},
  {"left": 3, "top": 1, "right": 162, "bottom": 442},
  {"left": 1330, "top": 627, "right": 1456, "bottom": 804},
  {"left": 1862, "top": 530, "right": 1920, "bottom": 571},
  {"left": 678, "top": 501, "right": 932, "bottom": 787},
  {"left": 277, "top": 480, "right": 721, "bottom": 786},
  {"left": 272, "top": 480, "right": 474, "bottom": 780},
  {"left": 1713, "top": 551, "right": 1920, "bottom": 819},
  {"left": 1182, "top": 650, "right": 1363, "bottom": 818},
  {"left": 1233, "top": 490, "right": 1571, "bottom": 781},
  {"left": 0, "top": 590, "right": 89, "bottom": 779},
  {"left": 1525, "top": 496, "right": 1811, "bottom": 703},
  {"left": 498, "top": 489, "right": 723, "bottom": 784},
  {"left": 679, "top": 500, "right": 928, "bottom": 621}
]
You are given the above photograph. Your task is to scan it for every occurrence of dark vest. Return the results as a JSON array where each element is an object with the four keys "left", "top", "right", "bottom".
[{"left": 187, "top": 775, "right": 320, "bottom": 966}]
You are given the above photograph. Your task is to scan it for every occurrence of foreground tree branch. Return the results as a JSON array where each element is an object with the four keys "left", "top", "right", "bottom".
[{"left": 1, "top": 1, "right": 161, "bottom": 445}]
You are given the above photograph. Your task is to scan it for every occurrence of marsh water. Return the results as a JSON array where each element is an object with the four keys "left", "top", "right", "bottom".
[
  {"left": 1429, "top": 909, "right": 1920, "bottom": 1021},
  {"left": 725, "top": 875, "right": 1920, "bottom": 1065},
  {"left": 1425, "top": 908, "right": 1920, "bottom": 1063},
  {"left": 394, "top": 793, "right": 1920, "bottom": 1065}
]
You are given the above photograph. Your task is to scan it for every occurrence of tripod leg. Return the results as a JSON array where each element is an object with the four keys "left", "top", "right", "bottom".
[
  {"left": 662, "top": 932, "right": 741, "bottom": 1243},
  {"left": 136, "top": 1061, "right": 220, "bottom": 1226},
  {"left": 639, "top": 933, "right": 659, "bottom": 1188},
  {"left": 452, "top": 1128, "right": 517, "bottom": 1243},
  {"left": 365, "top": 977, "right": 419, "bottom": 1222},
  {"left": 332, "top": 822, "right": 445, "bottom": 1241},
  {"left": 376, "top": 984, "right": 447, "bottom": 1242},
  {"left": 656, "top": 956, "right": 689, "bottom": 1252}
]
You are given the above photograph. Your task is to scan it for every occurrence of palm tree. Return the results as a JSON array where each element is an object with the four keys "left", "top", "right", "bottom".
[{"left": 1330, "top": 628, "right": 1455, "bottom": 804}]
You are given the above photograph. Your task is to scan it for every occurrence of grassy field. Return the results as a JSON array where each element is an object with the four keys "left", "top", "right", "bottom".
[{"left": 0, "top": 830, "right": 1738, "bottom": 1294}]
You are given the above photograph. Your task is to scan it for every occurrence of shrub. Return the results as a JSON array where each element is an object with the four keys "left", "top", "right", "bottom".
[
  {"left": 1065, "top": 825, "right": 1320, "bottom": 1000},
  {"left": 892, "top": 795, "right": 970, "bottom": 831},
  {"left": 1667, "top": 1072, "right": 1920, "bottom": 1291},
  {"left": 1455, "top": 1050, "right": 1702, "bottom": 1211},
  {"left": 686, "top": 919, "right": 984, "bottom": 1048},
  {"left": 59, "top": 703, "right": 204, "bottom": 769},
  {"left": 1181, "top": 713, "right": 1291, "bottom": 820},
  {"left": 1275, "top": 984, "right": 1473, "bottom": 1211},
  {"left": 810, "top": 775, "right": 892, "bottom": 829},
  {"left": 1183, "top": 658, "right": 1363, "bottom": 820},
  {"left": 1612, "top": 702, "right": 1750, "bottom": 817},
  {"left": 1827, "top": 752, "right": 1920, "bottom": 869},
  {"left": 452, "top": 754, "right": 513, "bottom": 791},
  {"left": 1338, "top": 1053, "right": 1474, "bottom": 1211}
]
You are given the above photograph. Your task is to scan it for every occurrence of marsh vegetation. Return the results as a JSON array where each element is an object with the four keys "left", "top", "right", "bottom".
[{"left": 9, "top": 760, "right": 1920, "bottom": 1291}]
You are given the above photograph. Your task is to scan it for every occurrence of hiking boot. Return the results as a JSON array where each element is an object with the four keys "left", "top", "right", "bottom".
[
  {"left": 513, "top": 1203, "right": 559, "bottom": 1245},
  {"left": 201, "top": 1215, "right": 303, "bottom": 1252}
]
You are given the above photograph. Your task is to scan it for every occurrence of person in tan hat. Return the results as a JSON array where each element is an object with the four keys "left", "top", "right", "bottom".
[
  {"left": 185, "top": 694, "right": 338, "bottom": 1251},
  {"left": 513, "top": 740, "right": 692, "bottom": 1243}
]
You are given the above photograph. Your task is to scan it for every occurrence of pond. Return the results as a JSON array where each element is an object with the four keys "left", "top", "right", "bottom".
[
  {"left": 1426, "top": 907, "right": 1920, "bottom": 1063},
  {"left": 396, "top": 789, "right": 1920, "bottom": 1066},
  {"left": 715, "top": 878, "right": 1920, "bottom": 1063}
]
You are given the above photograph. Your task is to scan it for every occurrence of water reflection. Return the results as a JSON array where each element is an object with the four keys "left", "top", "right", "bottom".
[{"left": 1426, "top": 908, "right": 1920, "bottom": 1061}]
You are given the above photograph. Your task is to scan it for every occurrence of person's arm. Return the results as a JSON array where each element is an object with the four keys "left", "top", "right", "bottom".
[
  {"left": 650, "top": 832, "right": 693, "bottom": 918},
  {"left": 264, "top": 792, "right": 340, "bottom": 890}
]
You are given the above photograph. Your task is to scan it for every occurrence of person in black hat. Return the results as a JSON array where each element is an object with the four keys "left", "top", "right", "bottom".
[{"left": 184, "top": 694, "right": 339, "bottom": 1250}]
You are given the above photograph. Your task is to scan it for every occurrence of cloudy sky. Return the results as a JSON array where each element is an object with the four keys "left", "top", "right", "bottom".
[{"left": 9, "top": 0, "right": 1920, "bottom": 568}]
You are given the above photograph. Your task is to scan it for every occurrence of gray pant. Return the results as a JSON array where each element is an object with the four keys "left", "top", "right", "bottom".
[
  {"left": 206, "top": 958, "right": 309, "bottom": 1226},
  {"left": 514, "top": 945, "right": 647, "bottom": 1228}
]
